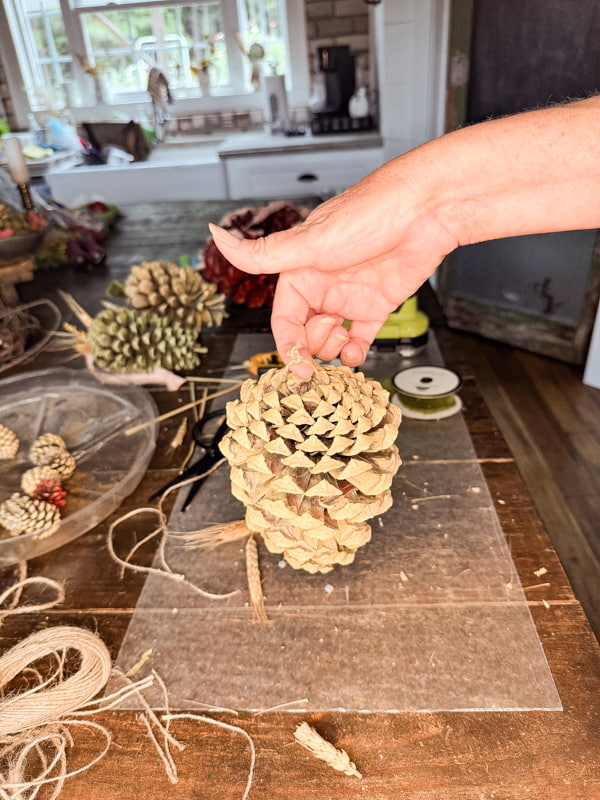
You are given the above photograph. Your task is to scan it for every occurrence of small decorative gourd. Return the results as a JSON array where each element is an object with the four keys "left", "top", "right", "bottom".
[{"left": 219, "top": 363, "right": 402, "bottom": 573}]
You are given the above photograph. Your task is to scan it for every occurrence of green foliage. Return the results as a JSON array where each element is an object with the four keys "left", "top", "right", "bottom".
[{"left": 105, "top": 279, "right": 126, "bottom": 298}]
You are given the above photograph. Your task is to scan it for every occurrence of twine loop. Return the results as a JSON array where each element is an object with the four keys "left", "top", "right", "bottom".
[{"left": 0, "top": 626, "right": 112, "bottom": 738}]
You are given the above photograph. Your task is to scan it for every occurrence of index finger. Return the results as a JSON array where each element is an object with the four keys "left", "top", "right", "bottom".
[{"left": 271, "top": 281, "right": 315, "bottom": 379}]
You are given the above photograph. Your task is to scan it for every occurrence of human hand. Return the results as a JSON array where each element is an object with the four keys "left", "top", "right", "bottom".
[{"left": 209, "top": 162, "right": 458, "bottom": 377}]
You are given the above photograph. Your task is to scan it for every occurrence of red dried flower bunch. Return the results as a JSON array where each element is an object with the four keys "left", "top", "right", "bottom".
[
  {"left": 31, "top": 479, "right": 68, "bottom": 507},
  {"left": 202, "top": 200, "right": 311, "bottom": 308}
]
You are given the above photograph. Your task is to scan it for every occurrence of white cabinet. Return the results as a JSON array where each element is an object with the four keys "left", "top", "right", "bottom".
[
  {"left": 224, "top": 147, "right": 384, "bottom": 200},
  {"left": 47, "top": 159, "right": 228, "bottom": 207}
]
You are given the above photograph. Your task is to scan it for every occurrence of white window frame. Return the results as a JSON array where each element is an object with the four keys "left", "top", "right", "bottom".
[{"left": 0, "top": 0, "right": 309, "bottom": 127}]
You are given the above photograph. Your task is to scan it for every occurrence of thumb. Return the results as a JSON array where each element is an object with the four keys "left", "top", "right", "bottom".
[{"left": 208, "top": 222, "right": 317, "bottom": 275}]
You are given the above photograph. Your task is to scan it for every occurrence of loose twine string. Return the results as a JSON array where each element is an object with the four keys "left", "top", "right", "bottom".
[
  {"left": 106, "top": 377, "right": 269, "bottom": 621},
  {"left": 0, "top": 356, "right": 367, "bottom": 797},
  {"left": 0, "top": 563, "right": 64, "bottom": 626},
  {"left": 0, "top": 567, "right": 257, "bottom": 800},
  {"left": 106, "top": 486, "right": 272, "bottom": 623},
  {"left": 0, "top": 301, "right": 61, "bottom": 376}
]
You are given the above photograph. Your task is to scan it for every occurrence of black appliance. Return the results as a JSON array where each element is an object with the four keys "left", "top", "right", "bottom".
[{"left": 310, "top": 45, "right": 372, "bottom": 134}]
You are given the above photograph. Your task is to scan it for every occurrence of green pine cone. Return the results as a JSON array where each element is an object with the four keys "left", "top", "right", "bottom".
[
  {"left": 124, "top": 260, "right": 226, "bottom": 333},
  {"left": 88, "top": 307, "right": 205, "bottom": 373}
]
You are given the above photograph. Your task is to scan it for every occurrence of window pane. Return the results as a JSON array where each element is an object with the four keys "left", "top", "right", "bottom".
[
  {"left": 13, "top": 0, "right": 74, "bottom": 109},
  {"left": 80, "top": 2, "right": 229, "bottom": 94},
  {"left": 238, "top": 0, "right": 287, "bottom": 79}
]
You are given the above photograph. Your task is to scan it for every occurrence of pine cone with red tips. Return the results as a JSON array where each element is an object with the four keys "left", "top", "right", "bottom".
[
  {"left": 202, "top": 201, "right": 311, "bottom": 308},
  {"left": 31, "top": 479, "right": 67, "bottom": 508}
]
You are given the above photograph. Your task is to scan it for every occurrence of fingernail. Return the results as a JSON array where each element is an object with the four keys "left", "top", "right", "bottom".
[
  {"left": 291, "top": 362, "right": 314, "bottom": 380},
  {"left": 208, "top": 223, "right": 241, "bottom": 248},
  {"left": 317, "top": 317, "right": 336, "bottom": 325},
  {"left": 334, "top": 333, "right": 350, "bottom": 342},
  {"left": 342, "top": 342, "right": 365, "bottom": 365}
]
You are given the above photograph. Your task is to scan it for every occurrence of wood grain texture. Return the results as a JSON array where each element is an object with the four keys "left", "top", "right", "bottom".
[
  {"left": 1, "top": 201, "right": 598, "bottom": 799},
  {"left": 457, "top": 332, "right": 600, "bottom": 640}
]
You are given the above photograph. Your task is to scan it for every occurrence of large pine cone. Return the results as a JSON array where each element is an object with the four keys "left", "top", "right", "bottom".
[
  {"left": 0, "top": 492, "right": 60, "bottom": 537},
  {"left": 0, "top": 424, "right": 19, "bottom": 459},
  {"left": 88, "top": 307, "right": 205, "bottom": 373},
  {"left": 219, "top": 364, "right": 402, "bottom": 573},
  {"left": 124, "top": 260, "right": 226, "bottom": 333}
]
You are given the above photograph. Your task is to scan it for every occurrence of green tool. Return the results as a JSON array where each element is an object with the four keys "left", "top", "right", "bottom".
[{"left": 374, "top": 295, "right": 429, "bottom": 357}]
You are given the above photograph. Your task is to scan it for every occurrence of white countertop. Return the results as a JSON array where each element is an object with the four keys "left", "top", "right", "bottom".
[
  {"left": 45, "top": 128, "right": 385, "bottom": 205},
  {"left": 214, "top": 129, "right": 383, "bottom": 158}
]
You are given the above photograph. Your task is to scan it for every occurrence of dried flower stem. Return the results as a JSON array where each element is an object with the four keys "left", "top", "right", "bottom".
[
  {"left": 184, "top": 376, "right": 247, "bottom": 385},
  {"left": 294, "top": 722, "right": 362, "bottom": 778},
  {"left": 173, "top": 519, "right": 249, "bottom": 548},
  {"left": 125, "top": 382, "right": 244, "bottom": 436}
]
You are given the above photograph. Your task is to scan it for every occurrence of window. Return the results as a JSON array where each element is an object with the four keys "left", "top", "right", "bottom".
[{"left": 1, "top": 0, "right": 307, "bottom": 115}]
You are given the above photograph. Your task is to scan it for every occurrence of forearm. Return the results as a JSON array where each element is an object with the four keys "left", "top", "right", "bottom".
[{"left": 396, "top": 95, "right": 600, "bottom": 246}]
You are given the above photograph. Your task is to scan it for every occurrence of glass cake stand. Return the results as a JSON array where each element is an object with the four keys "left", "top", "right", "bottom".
[{"left": 0, "top": 367, "right": 157, "bottom": 566}]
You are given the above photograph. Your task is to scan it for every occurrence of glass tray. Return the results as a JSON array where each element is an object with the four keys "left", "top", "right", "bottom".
[{"left": 0, "top": 367, "right": 157, "bottom": 566}]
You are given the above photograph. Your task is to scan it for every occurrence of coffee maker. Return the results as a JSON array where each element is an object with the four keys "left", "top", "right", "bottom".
[{"left": 310, "top": 45, "right": 372, "bottom": 134}]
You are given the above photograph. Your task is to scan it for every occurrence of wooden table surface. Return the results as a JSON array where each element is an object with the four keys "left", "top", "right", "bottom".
[{"left": 3, "top": 202, "right": 599, "bottom": 799}]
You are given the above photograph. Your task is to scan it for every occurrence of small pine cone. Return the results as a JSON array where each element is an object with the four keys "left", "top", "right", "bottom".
[
  {"left": 31, "top": 479, "right": 67, "bottom": 508},
  {"left": 219, "top": 363, "right": 402, "bottom": 574},
  {"left": 21, "top": 465, "right": 61, "bottom": 495},
  {"left": 88, "top": 307, "right": 205, "bottom": 374},
  {"left": 39, "top": 449, "right": 76, "bottom": 480},
  {"left": 0, "top": 492, "right": 61, "bottom": 537},
  {"left": 124, "top": 260, "right": 226, "bottom": 333},
  {"left": 0, "top": 424, "right": 19, "bottom": 459},
  {"left": 30, "top": 433, "right": 67, "bottom": 462}
]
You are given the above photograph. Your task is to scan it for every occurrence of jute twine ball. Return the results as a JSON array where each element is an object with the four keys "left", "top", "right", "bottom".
[{"left": 219, "top": 363, "right": 402, "bottom": 573}]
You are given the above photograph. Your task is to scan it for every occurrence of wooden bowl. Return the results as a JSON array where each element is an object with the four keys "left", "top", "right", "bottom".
[{"left": 0, "top": 229, "right": 46, "bottom": 262}]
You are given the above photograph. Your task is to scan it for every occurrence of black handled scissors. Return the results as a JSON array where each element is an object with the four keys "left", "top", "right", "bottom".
[{"left": 149, "top": 409, "right": 229, "bottom": 511}]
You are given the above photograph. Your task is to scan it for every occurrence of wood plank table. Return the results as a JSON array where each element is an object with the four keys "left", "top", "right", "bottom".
[{"left": 3, "top": 201, "right": 599, "bottom": 799}]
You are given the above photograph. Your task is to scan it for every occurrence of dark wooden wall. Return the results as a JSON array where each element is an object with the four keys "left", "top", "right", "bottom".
[{"left": 466, "top": 0, "right": 600, "bottom": 122}]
